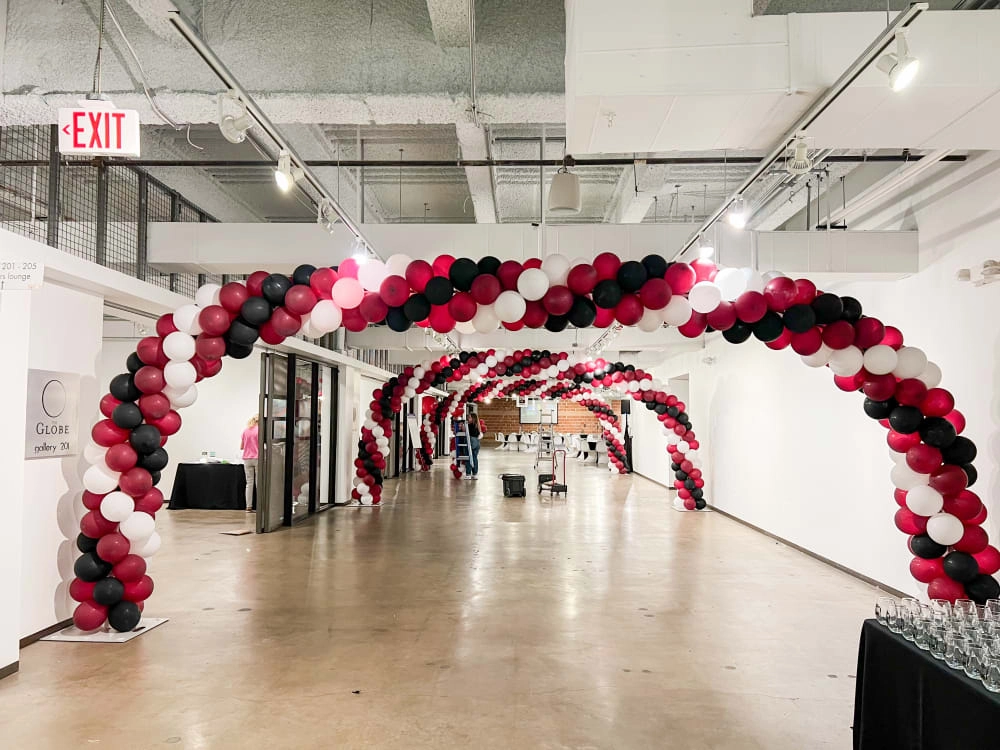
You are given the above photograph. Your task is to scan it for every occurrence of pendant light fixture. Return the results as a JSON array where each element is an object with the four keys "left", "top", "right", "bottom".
[
  {"left": 727, "top": 195, "right": 748, "bottom": 229},
  {"left": 274, "top": 150, "right": 304, "bottom": 192},
  {"left": 548, "top": 155, "right": 581, "bottom": 214},
  {"left": 876, "top": 30, "right": 920, "bottom": 92}
]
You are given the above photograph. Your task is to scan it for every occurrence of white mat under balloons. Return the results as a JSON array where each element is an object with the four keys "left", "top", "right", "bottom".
[{"left": 41, "top": 617, "right": 168, "bottom": 643}]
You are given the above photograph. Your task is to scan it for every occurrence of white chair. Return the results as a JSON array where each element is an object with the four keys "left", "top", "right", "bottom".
[
  {"left": 496, "top": 432, "right": 506, "bottom": 450},
  {"left": 595, "top": 441, "right": 609, "bottom": 465},
  {"left": 520, "top": 433, "right": 532, "bottom": 451},
  {"left": 506, "top": 434, "right": 519, "bottom": 451}
]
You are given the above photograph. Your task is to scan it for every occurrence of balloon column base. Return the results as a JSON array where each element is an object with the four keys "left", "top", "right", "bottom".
[
  {"left": 671, "top": 497, "right": 711, "bottom": 512},
  {"left": 41, "top": 617, "right": 168, "bottom": 643}
]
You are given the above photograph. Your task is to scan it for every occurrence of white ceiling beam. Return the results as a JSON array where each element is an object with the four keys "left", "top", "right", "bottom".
[
  {"left": 455, "top": 122, "right": 496, "bottom": 223},
  {"left": 118, "top": 0, "right": 200, "bottom": 41},
  {"left": 426, "top": 0, "right": 470, "bottom": 48},
  {"left": 603, "top": 164, "right": 669, "bottom": 224}
]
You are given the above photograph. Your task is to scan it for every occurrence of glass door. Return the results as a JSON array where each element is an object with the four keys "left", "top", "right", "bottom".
[
  {"left": 258, "top": 352, "right": 289, "bottom": 532},
  {"left": 289, "top": 358, "right": 314, "bottom": 523}
]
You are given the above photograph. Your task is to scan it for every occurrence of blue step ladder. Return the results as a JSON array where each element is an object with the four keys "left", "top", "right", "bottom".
[{"left": 452, "top": 418, "right": 472, "bottom": 473}]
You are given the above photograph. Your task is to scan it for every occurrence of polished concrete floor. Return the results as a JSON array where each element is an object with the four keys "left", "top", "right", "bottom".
[{"left": 1, "top": 449, "right": 875, "bottom": 749}]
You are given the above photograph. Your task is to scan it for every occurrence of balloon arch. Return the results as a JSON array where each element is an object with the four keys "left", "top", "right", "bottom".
[{"left": 72, "top": 251, "right": 998, "bottom": 633}]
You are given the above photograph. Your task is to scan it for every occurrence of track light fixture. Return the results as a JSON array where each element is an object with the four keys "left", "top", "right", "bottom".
[
  {"left": 548, "top": 155, "right": 581, "bottom": 214},
  {"left": 786, "top": 135, "right": 813, "bottom": 175},
  {"left": 217, "top": 91, "right": 253, "bottom": 144},
  {"left": 876, "top": 30, "right": 919, "bottom": 92},
  {"left": 274, "top": 150, "right": 303, "bottom": 192},
  {"left": 727, "top": 195, "right": 748, "bottom": 229},
  {"left": 697, "top": 235, "right": 714, "bottom": 259}
]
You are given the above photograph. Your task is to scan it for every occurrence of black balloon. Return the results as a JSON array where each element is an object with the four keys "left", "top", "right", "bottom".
[
  {"left": 292, "top": 264, "right": 316, "bottom": 286},
  {"left": 592, "top": 279, "right": 623, "bottom": 309},
  {"left": 424, "top": 276, "right": 454, "bottom": 305},
  {"left": 841, "top": 297, "right": 863, "bottom": 323},
  {"left": 642, "top": 254, "right": 668, "bottom": 279},
  {"left": 228, "top": 319, "right": 260, "bottom": 346},
  {"left": 108, "top": 601, "right": 142, "bottom": 633},
  {"left": 919, "top": 416, "right": 957, "bottom": 449},
  {"left": 722, "top": 321, "right": 753, "bottom": 344},
  {"left": 888, "top": 405, "right": 923, "bottom": 434},
  {"left": 241, "top": 297, "right": 272, "bottom": 326},
  {"left": 477, "top": 256, "right": 501, "bottom": 276},
  {"left": 568, "top": 297, "right": 597, "bottom": 328},
  {"left": 126, "top": 353, "right": 144, "bottom": 374},
  {"left": 93, "top": 577, "right": 126, "bottom": 606},
  {"left": 110, "top": 373, "right": 141, "bottom": 402},
  {"left": 226, "top": 340, "right": 254, "bottom": 359},
  {"left": 694, "top": 499, "right": 706, "bottom": 510},
  {"left": 137, "top": 447, "right": 169, "bottom": 472},
  {"left": 386, "top": 307, "right": 412, "bottom": 332},
  {"left": 677, "top": 414, "right": 690, "bottom": 425},
  {"left": 910, "top": 534, "right": 946, "bottom": 559},
  {"left": 112, "top": 402, "right": 143, "bottom": 430},
  {"left": 403, "top": 293, "right": 431, "bottom": 322},
  {"left": 261, "top": 274, "right": 292, "bottom": 306},
  {"left": 942, "top": 436, "right": 977, "bottom": 465},
  {"left": 966, "top": 574, "right": 1000, "bottom": 605},
  {"left": 811, "top": 293, "right": 844, "bottom": 324},
  {"left": 863, "top": 398, "right": 897, "bottom": 420},
  {"left": 684, "top": 479, "right": 696, "bottom": 490},
  {"left": 691, "top": 488, "right": 703, "bottom": 500},
  {"left": 76, "top": 533, "right": 99, "bottom": 554},
  {"left": 670, "top": 462, "right": 680, "bottom": 471},
  {"left": 782, "top": 304, "right": 817, "bottom": 333},
  {"left": 130, "top": 424, "right": 162, "bottom": 455},
  {"left": 962, "top": 463, "right": 978, "bottom": 487},
  {"left": 943, "top": 552, "right": 980, "bottom": 583},
  {"left": 448, "top": 258, "right": 479, "bottom": 291},
  {"left": 74, "top": 552, "right": 112, "bottom": 582},
  {"left": 617, "top": 261, "right": 648, "bottom": 293},
  {"left": 655, "top": 404, "right": 668, "bottom": 415},
  {"left": 150, "top": 470, "right": 161, "bottom": 486},
  {"left": 752, "top": 312, "right": 784, "bottom": 342},
  {"left": 666, "top": 406, "right": 679, "bottom": 417}
]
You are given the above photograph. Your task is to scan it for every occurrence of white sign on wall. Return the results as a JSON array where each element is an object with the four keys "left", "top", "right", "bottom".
[
  {"left": 25, "top": 370, "right": 80, "bottom": 460},
  {"left": 0, "top": 260, "right": 43, "bottom": 290},
  {"left": 57, "top": 106, "right": 141, "bottom": 157}
]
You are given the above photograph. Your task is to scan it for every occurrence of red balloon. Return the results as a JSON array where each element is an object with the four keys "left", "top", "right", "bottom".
[
  {"left": 690, "top": 259, "right": 717, "bottom": 283},
  {"left": 82, "top": 490, "right": 106, "bottom": 511},
  {"left": 309, "top": 267, "right": 338, "bottom": 299},
  {"left": 119, "top": 467, "right": 153, "bottom": 498},
  {"left": 112, "top": 554, "right": 146, "bottom": 583},
  {"left": 593, "top": 306, "right": 616, "bottom": 328},
  {"left": 123, "top": 575, "right": 154, "bottom": 603},
  {"left": 338, "top": 257, "right": 360, "bottom": 279},
  {"left": 219, "top": 282, "right": 249, "bottom": 313},
  {"left": 523, "top": 300, "right": 548, "bottom": 328},
  {"left": 887, "top": 429, "right": 922, "bottom": 452},
  {"left": 448, "top": 292, "right": 477, "bottom": 323},
  {"left": 593, "top": 252, "right": 621, "bottom": 281},
  {"left": 970, "top": 503, "right": 989, "bottom": 526},
  {"left": 359, "top": 294, "right": 389, "bottom": 324},
  {"left": 790, "top": 328, "right": 823, "bottom": 356},
  {"left": 136, "top": 336, "right": 166, "bottom": 367},
  {"left": 432, "top": 254, "right": 455, "bottom": 277},
  {"left": 822, "top": 320, "right": 855, "bottom": 350},
  {"left": 96, "top": 532, "right": 131, "bottom": 564},
  {"left": 954, "top": 525, "right": 989, "bottom": 555},
  {"left": 155, "top": 314, "right": 178, "bottom": 338},
  {"left": 765, "top": 329, "right": 793, "bottom": 351},
  {"left": 853, "top": 318, "right": 886, "bottom": 350},
  {"left": 195, "top": 335, "right": 226, "bottom": 361},
  {"left": 192, "top": 355, "right": 222, "bottom": 379},
  {"left": 615, "top": 295, "right": 644, "bottom": 326},
  {"left": 973, "top": 546, "right": 1000, "bottom": 576},
  {"left": 246, "top": 271, "right": 269, "bottom": 295},
  {"left": 134, "top": 366, "right": 166, "bottom": 395},
  {"left": 683, "top": 498, "right": 697, "bottom": 510},
  {"left": 862, "top": 373, "right": 897, "bottom": 401},
  {"left": 706, "top": 301, "right": 737, "bottom": 331},
  {"left": 405, "top": 260, "right": 434, "bottom": 293},
  {"left": 258, "top": 321, "right": 285, "bottom": 345},
  {"left": 99, "top": 394, "right": 121, "bottom": 418},
  {"left": 503, "top": 319, "right": 525, "bottom": 331},
  {"left": 944, "top": 409, "right": 966, "bottom": 435},
  {"left": 105, "top": 443, "right": 138, "bottom": 472},
  {"left": 69, "top": 578, "right": 96, "bottom": 603},
  {"left": 664, "top": 263, "right": 696, "bottom": 295},
  {"left": 522, "top": 258, "right": 542, "bottom": 270},
  {"left": 906, "top": 444, "right": 942, "bottom": 474},
  {"left": 496, "top": 260, "right": 523, "bottom": 290},
  {"left": 763, "top": 277, "right": 797, "bottom": 312},
  {"left": 638, "top": 278, "right": 672, "bottom": 310},
  {"left": 929, "top": 465, "right": 967, "bottom": 496},
  {"left": 678, "top": 312, "right": 708, "bottom": 338},
  {"left": 73, "top": 601, "right": 108, "bottom": 631},
  {"left": 134, "top": 487, "right": 164, "bottom": 516},
  {"left": 428, "top": 305, "right": 456, "bottom": 333},
  {"left": 881, "top": 325, "right": 904, "bottom": 350},
  {"left": 542, "top": 286, "right": 574, "bottom": 316},
  {"left": 198, "top": 305, "right": 231, "bottom": 336},
  {"left": 567, "top": 264, "right": 598, "bottom": 296},
  {"left": 270, "top": 307, "right": 302, "bottom": 336},
  {"left": 833, "top": 371, "right": 865, "bottom": 392},
  {"left": 895, "top": 378, "right": 928, "bottom": 407},
  {"left": 149, "top": 410, "right": 181, "bottom": 437},
  {"left": 733, "top": 291, "right": 767, "bottom": 323},
  {"left": 470, "top": 274, "right": 501, "bottom": 305},
  {"left": 379, "top": 275, "right": 410, "bottom": 307},
  {"left": 928, "top": 576, "right": 966, "bottom": 603},
  {"left": 894, "top": 488, "right": 908, "bottom": 508},
  {"left": 284, "top": 285, "right": 318, "bottom": 315},
  {"left": 92, "top": 419, "right": 129, "bottom": 447},
  {"left": 943, "top": 490, "right": 982, "bottom": 521},
  {"left": 793, "top": 278, "right": 817, "bottom": 305},
  {"left": 80, "top": 510, "right": 117, "bottom": 538},
  {"left": 921, "top": 388, "right": 955, "bottom": 417},
  {"left": 895, "top": 508, "right": 928, "bottom": 535},
  {"left": 910, "top": 557, "right": 944, "bottom": 584}
]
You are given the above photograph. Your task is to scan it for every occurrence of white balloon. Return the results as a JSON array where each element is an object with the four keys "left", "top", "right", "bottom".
[
  {"left": 906, "top": 485, "right": 944, "bottom": 516},
  {"left": 385, "top": 253, "right": 413, "bottom": 276},
  {"left": 688, "top": 282, "right": 723, "bottom": 313},
  {"left": 741, "top": 267, "right": 765, "bottom": 294},
  {"left": 863, "top": 345, "right": 898, "bottom": 376},
  {"left": 661, "top": 296, "right": 693, "bottom": 326},
  {"left": 163, "top": 331, "right": 196, "bottom": 362},
  {"left": 927, "top": 513, "right": 965, "bottom": 546},
  {"left": 363, "top": 418, "right": 375, "bottom": 431},
  {"left": 101, "top": 491, "right": 135, "bottom": 522},
  {"left": 893, "top": 347, "right": 928, "bottom": 380},
  {"left": 890, "top": 450, "right": 907, "bottom": 465},
  {"left": 372, "top": 425, "right": 385, "bottom": 438},
  {"left": 357, "top": 260, "right": 388, "bottom": 292},
  {"left": 714, "top": 268, "right": 746, "bottom": 300},
  {"left": 133, "top": 531, "right": 161, "bottom": 558},
  {"left": 120, "top": 511, "right": 155, "bottom": 542},
  {"left": 300, "top": 316, "right": 322, "bottom": 339},
  {"left": 84, "top": 464, "right": 119, "bottom": 494},
  {"left": 541, "top": 254, "right": 571, "bottom": 286},
  {"left": 677, "top": 440, "right": 690, "bottom": 453},
  {"left": 494, "top": 291, "right": 526, "bottom": 323},
  {"left": 687, "top": 449, "right": 700, "bottom": 461},
  {"left": 172, "top": 304, "right": 203, "bottom": 335},
  {"left": 627, "top": 381, "right": 640, "bottom": 392},
  {"left": 414, "top": 366, "right": 425, "bottom": 378},
  {"left": 828, "top": 346, "right": 864, "bottom": 377},
  {"left": 486, "top": 356, "right": 498, "bottom": 367},
  {"left": 164, "top": 361, "right": 197, "bottom": 389},
  {"left": 83, "top": 442, "right": 108, "bottom": 464},
  {"left": 516, "top": 268, "right": 550, "bottom": 301},
  {"left": 638, "top": 307, "right": 662, "bottom": 332},
  {"left": 194, "top": 283, "right": 222, "bottom": 308},
  {"left": 762, "top": 270, "right": 786, "bottom": 281},
  {"left": 311, "top": 300, "right": 343, "bottom": 333},
  {"left": 801, "top": 345, "right": 833, "bottom": 368},
  {"left": 891, "top": 462, "right": 930, "bottom": 490},
  {"left": 557, "top": 359, "right": 570, "bottom": 372},
  {"left": 476, "top": 363, "right": 489, "bottom": 376},
  {"left": 164, "top": 383, "right": 198, "bottom": 409},
  {"left": 473, "top": 305, "right": 499, "bottom": 333},
  {"left": 639, "top": 379, "right": 652, "bottom": 391},
  {"left": 918, "top": 362, "right": 942, "bottom": 389},
  {"left": 455, "top": 320, "right": 476, "bottom": 335},
  {"left": 547, "top": 366, "right": 559, "bottom": 377},
  {"left": 331, "top": 278, "right": 364, "bottom": 309}
]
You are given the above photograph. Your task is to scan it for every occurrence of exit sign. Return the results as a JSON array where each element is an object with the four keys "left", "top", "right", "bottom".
[{"left": 57, "top": 107, "right": 141, "bottom": 157}]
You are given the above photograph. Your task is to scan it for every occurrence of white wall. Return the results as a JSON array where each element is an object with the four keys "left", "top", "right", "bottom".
[{"left": 633, "top": 153, "right": 1000, "bottom": 596}]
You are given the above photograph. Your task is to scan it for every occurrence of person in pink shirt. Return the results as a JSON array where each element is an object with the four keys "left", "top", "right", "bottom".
[{"left": 241, "top": 415, "right": 260, "bottom": 512}]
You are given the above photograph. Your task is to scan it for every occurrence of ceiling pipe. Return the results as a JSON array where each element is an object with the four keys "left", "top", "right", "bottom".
[
  {"left": 164, "top": 9, "right": 380, "bottom": 259},
  {"left": 670, "top": 2, "right": 930, "bottom": 261}
]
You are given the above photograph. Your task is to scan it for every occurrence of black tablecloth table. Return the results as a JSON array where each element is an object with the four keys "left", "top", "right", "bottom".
[
  {"left": 853, "top": 618, "right": 1000, "bottom": 749},
  {"left": 169, "top": 463, "right": 247, "bottom": 510}
]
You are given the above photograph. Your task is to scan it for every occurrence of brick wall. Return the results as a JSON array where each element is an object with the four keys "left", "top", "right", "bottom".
[{"left": 473, "top": 399, "right": 621, "bottom": 443}]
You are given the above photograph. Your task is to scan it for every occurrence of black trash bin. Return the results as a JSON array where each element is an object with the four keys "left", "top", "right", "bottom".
[{"left": 500, "top": 474, "right": 526, "bottom": 497}]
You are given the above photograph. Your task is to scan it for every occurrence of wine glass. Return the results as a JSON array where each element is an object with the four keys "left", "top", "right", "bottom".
[
  {"left": 876, "top": 596, "right": 896, "bottom": 628},
  {"left": 945, "top": 634, "right": 967, "bottom": 670},
  {"left": 929, "top": 625, "right": 947, "bottom": 660},
  {"left": 965, "top": 645, "right": 987, "bottom": 681},
  {"left": 983, "top": 655, "right": 1000, "bottom": 693}
]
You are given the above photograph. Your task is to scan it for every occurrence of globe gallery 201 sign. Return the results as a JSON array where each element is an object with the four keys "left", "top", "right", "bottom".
[{"left": 25, "top": 370, "right": 80, "bottom": 459}]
